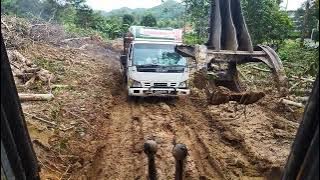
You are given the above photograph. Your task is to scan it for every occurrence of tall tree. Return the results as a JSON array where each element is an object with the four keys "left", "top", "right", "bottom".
[
  {"left": 123, "top": 14, "right": 135, "bottom": 26},
  {"left": 140, "top": 13, "right": 157, "bottom": 27},
  {"left": 183, "top": 0, "right": 292, "bottom": 45},
  {"left": 183, "top": 0, "right": 210, "bottom": 41},
  {"left": 300, "top": 0, "right": 311, "bottom": 46},
  {"left": 295, "top": 0, "right": 319, "bottom": 44},
  {"left": 242, "top": 0, "right": 292, "bottom": 45}
]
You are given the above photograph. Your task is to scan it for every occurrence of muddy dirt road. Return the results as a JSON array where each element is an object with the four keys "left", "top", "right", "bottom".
[
  {"left": 78, "top": 41, "right": 298, "bottom": 180},
  {"left": 18, "top": 39, "right": 299, "bottom": 180}
]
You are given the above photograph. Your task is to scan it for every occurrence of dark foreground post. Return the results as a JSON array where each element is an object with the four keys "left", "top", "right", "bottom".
[
  {"left": 144, "top": 140, "right": 158, "bottom": 180},
  {"left": 173, "top": 144, "right": 188, "bottom": 180}
]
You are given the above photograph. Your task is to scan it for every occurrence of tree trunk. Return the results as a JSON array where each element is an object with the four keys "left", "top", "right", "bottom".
[{"left": 300, "top": 0, "right": 311, "bottom": 47}]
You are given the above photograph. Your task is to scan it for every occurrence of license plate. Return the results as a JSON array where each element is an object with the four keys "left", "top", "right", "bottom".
[{"left": 154, "top": 90, "right": 168, "bottom": 94}]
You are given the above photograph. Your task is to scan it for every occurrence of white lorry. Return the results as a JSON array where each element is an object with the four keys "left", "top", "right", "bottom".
[{"left": 121, "top": 26, "right": 190, "bottom": 97}]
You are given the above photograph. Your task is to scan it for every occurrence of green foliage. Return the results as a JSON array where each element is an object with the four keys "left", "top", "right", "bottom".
[
  {"left": 183, "top": 0, "right": 210, "bottom": 39},
  {"left": 157, "top": 19, "right": 184, "bottom": 28},
  {"left": 123, "top": 14, "right": 135, "bottom": 26},
  {"left": 294, "top": 0, "right": 319, "bottom": 39},
  {"left": 34, "top": 58, "right": 65, "bottom": 75},
  {"left": 122, "top": 14, "right": 135, "bottom": 32},
  {"left": 63, "top": 23, "right": 105, "bottom": 38},
  {"left": 1, "top": 0, "right": 18, "bottom": 14},
  {"left": 182, "top": 0, "right": 294, "bottom": 46},
  {"left": 1, "top": 0, "right": 129, "bottom": 40},
  {"left": 1, "top": 0, "right": 42, "bottom": 17},
  {"left": 278, "top": 40, "right": 319, "bottom": 77},
  {"left": 183, "top": 32, "right": 205, "bottom": 45},
  {"left": 242, "top": 0, "right": 293, "bottom": 45},
  {"left": 75, "top": 5, "right": 95, "bottom": 29},
  {"left": 140, "top": 13, "right": 157, "bottom": 27}
]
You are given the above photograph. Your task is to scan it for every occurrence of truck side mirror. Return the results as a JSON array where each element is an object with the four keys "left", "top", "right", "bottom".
[{"left": 120, "top": 55, "right": 127, "bottom": 66}]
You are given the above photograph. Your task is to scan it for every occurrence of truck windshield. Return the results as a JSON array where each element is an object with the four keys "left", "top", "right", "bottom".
[{"left": 133, "top": 44, "right": 186, "bottom": 67}]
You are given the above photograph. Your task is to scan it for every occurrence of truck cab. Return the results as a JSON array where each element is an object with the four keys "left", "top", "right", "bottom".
[{"left": 121, "top": 26, "right": 190, "bottom": 97}]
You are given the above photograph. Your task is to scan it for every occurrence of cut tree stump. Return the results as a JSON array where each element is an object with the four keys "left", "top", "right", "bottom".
[{"left": 19, "top": 93, "right": 54, "bottom": 102}]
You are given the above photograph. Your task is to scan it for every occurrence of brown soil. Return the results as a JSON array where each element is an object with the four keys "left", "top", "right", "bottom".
[{"left": 17, "top": 39, "right": 301, "bottom": 180}]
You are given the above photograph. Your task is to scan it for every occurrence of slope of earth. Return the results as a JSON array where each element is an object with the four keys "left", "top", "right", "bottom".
[{"left": 10, "top": 38, "right": 300, "bottom": 179}]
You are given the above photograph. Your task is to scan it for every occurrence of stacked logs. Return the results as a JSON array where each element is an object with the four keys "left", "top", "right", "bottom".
[{"left": 7, "top": 50, "right": 56, "bottom": 87}]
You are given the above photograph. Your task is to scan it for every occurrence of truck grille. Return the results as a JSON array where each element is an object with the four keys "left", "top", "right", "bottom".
[
  {"left": 154, "top": 83, "right": 168, "bottom": 87},
  {"left": 144, "top": 83, "right": 151, "bottom": 87},
  {"left": 170, "top": 83, "right": 177, "bottom": 87}
]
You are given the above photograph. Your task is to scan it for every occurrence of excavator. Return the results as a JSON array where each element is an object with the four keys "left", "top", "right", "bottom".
[
  {"left": 1, "top": 0, "right": 318, "bottom": 180},
  {"left": 175, "top": 0, "right": 288, "bottom": 105}
]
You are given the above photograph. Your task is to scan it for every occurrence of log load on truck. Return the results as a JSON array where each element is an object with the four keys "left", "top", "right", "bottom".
[{"left": 121, "top": 26, "right": 190, "bottom": 97}]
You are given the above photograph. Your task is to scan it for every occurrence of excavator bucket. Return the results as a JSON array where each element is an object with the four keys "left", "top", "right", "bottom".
[{"left": 176, "top": 0, "right": 288, "bottom": 104}]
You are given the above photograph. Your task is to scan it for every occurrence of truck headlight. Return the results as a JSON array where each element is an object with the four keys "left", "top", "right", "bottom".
[
  {"left": 179, "top": 81, "right": 188, "bottom": 88},
  {"left": 129, "top": 79, "right": 142, "bottom": 88}
]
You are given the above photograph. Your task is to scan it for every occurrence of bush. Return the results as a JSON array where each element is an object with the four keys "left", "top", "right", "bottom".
[
  {"left": 183, "top": 32, "right": 206, "bottom": 45},
  {"left": 278, "top": 40, "right": 319, "bottom": 77},
  {"left": 63, "top": 23, "right": 107, "bottom": 39}
]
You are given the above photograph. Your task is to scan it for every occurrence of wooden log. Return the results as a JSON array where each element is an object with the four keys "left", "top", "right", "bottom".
[
  {"left": 288, "top": 96, "right": 309, "bottom": 103},
  {"left": 280, "top": 98, "right": 305, "bottom": 108},
  {"left": 296, "top": 96, "right": 309, "bottom": 103},
  {"left": 19, "top": 93, "right": 54, "bottom": 102}
]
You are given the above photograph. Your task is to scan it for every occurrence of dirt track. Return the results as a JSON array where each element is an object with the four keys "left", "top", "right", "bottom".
[{"left": 18, "top": 39, "right": 300, "bottom": 180}]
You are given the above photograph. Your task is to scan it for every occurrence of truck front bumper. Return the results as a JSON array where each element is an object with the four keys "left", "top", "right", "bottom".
[{"left": 128, "top": 87, "right": 190, "bottom": 97}]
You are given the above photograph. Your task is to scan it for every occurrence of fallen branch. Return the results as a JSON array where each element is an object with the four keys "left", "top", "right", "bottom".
[
  {"left": 51, "top": 84, "right": 69, "bottom": 89},
  {"left": 296, "top": 96, "right": 309, "bottom": 103},
  {"left": 24, "top": 75, "right": 36, "bottom": 87},
  {"left": 60, "top": 126, "right": 75, "bottom": 132},
  {"left": 289, "top": 82, "right": 302, "bottom": 92},
  {"left": 292, "top": 89, "right": 312, "bottom": 95},
  {"left": 280, "top": 98, "right": 305, "bottom": 108},
  {"left": 59, "top": 165, "right": 71, "bottom": 180},
  {"left": 238, "top": 69, "right": 251, "bottom": 82},
  {"left": 23, "top": 67, "right": 41, "bottom": 73},
  {"left": 290, "top": 75, "right": 315, "bottom": 83},
  {"left": 61, "top": 37, "right": 91, "bottom": 43},
  {"left": 1, "top": 19, "right": 10, "bottom": 30},
  {"left": 19, "top": 93, "right": 54, "bottom": 101},
  {"left": 24, "top": 112, "right": 57, "bottom": 126},
  {"left": 250, "top": 66, "right": 271, "bottom": 72}
]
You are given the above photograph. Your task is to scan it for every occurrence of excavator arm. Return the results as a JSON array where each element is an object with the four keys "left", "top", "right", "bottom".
[{"left": 176, "top": 0, "right": 288, "bottom": 96}]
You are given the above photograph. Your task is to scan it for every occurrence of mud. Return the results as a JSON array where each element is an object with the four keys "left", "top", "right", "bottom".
[{"left": 17, "top": 39, "right": 300, "bottom": 180}]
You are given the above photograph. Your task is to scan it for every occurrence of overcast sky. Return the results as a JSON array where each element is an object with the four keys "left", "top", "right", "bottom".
[{"left": 86, "top": 0, "right": 306, "bottom": 12}]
